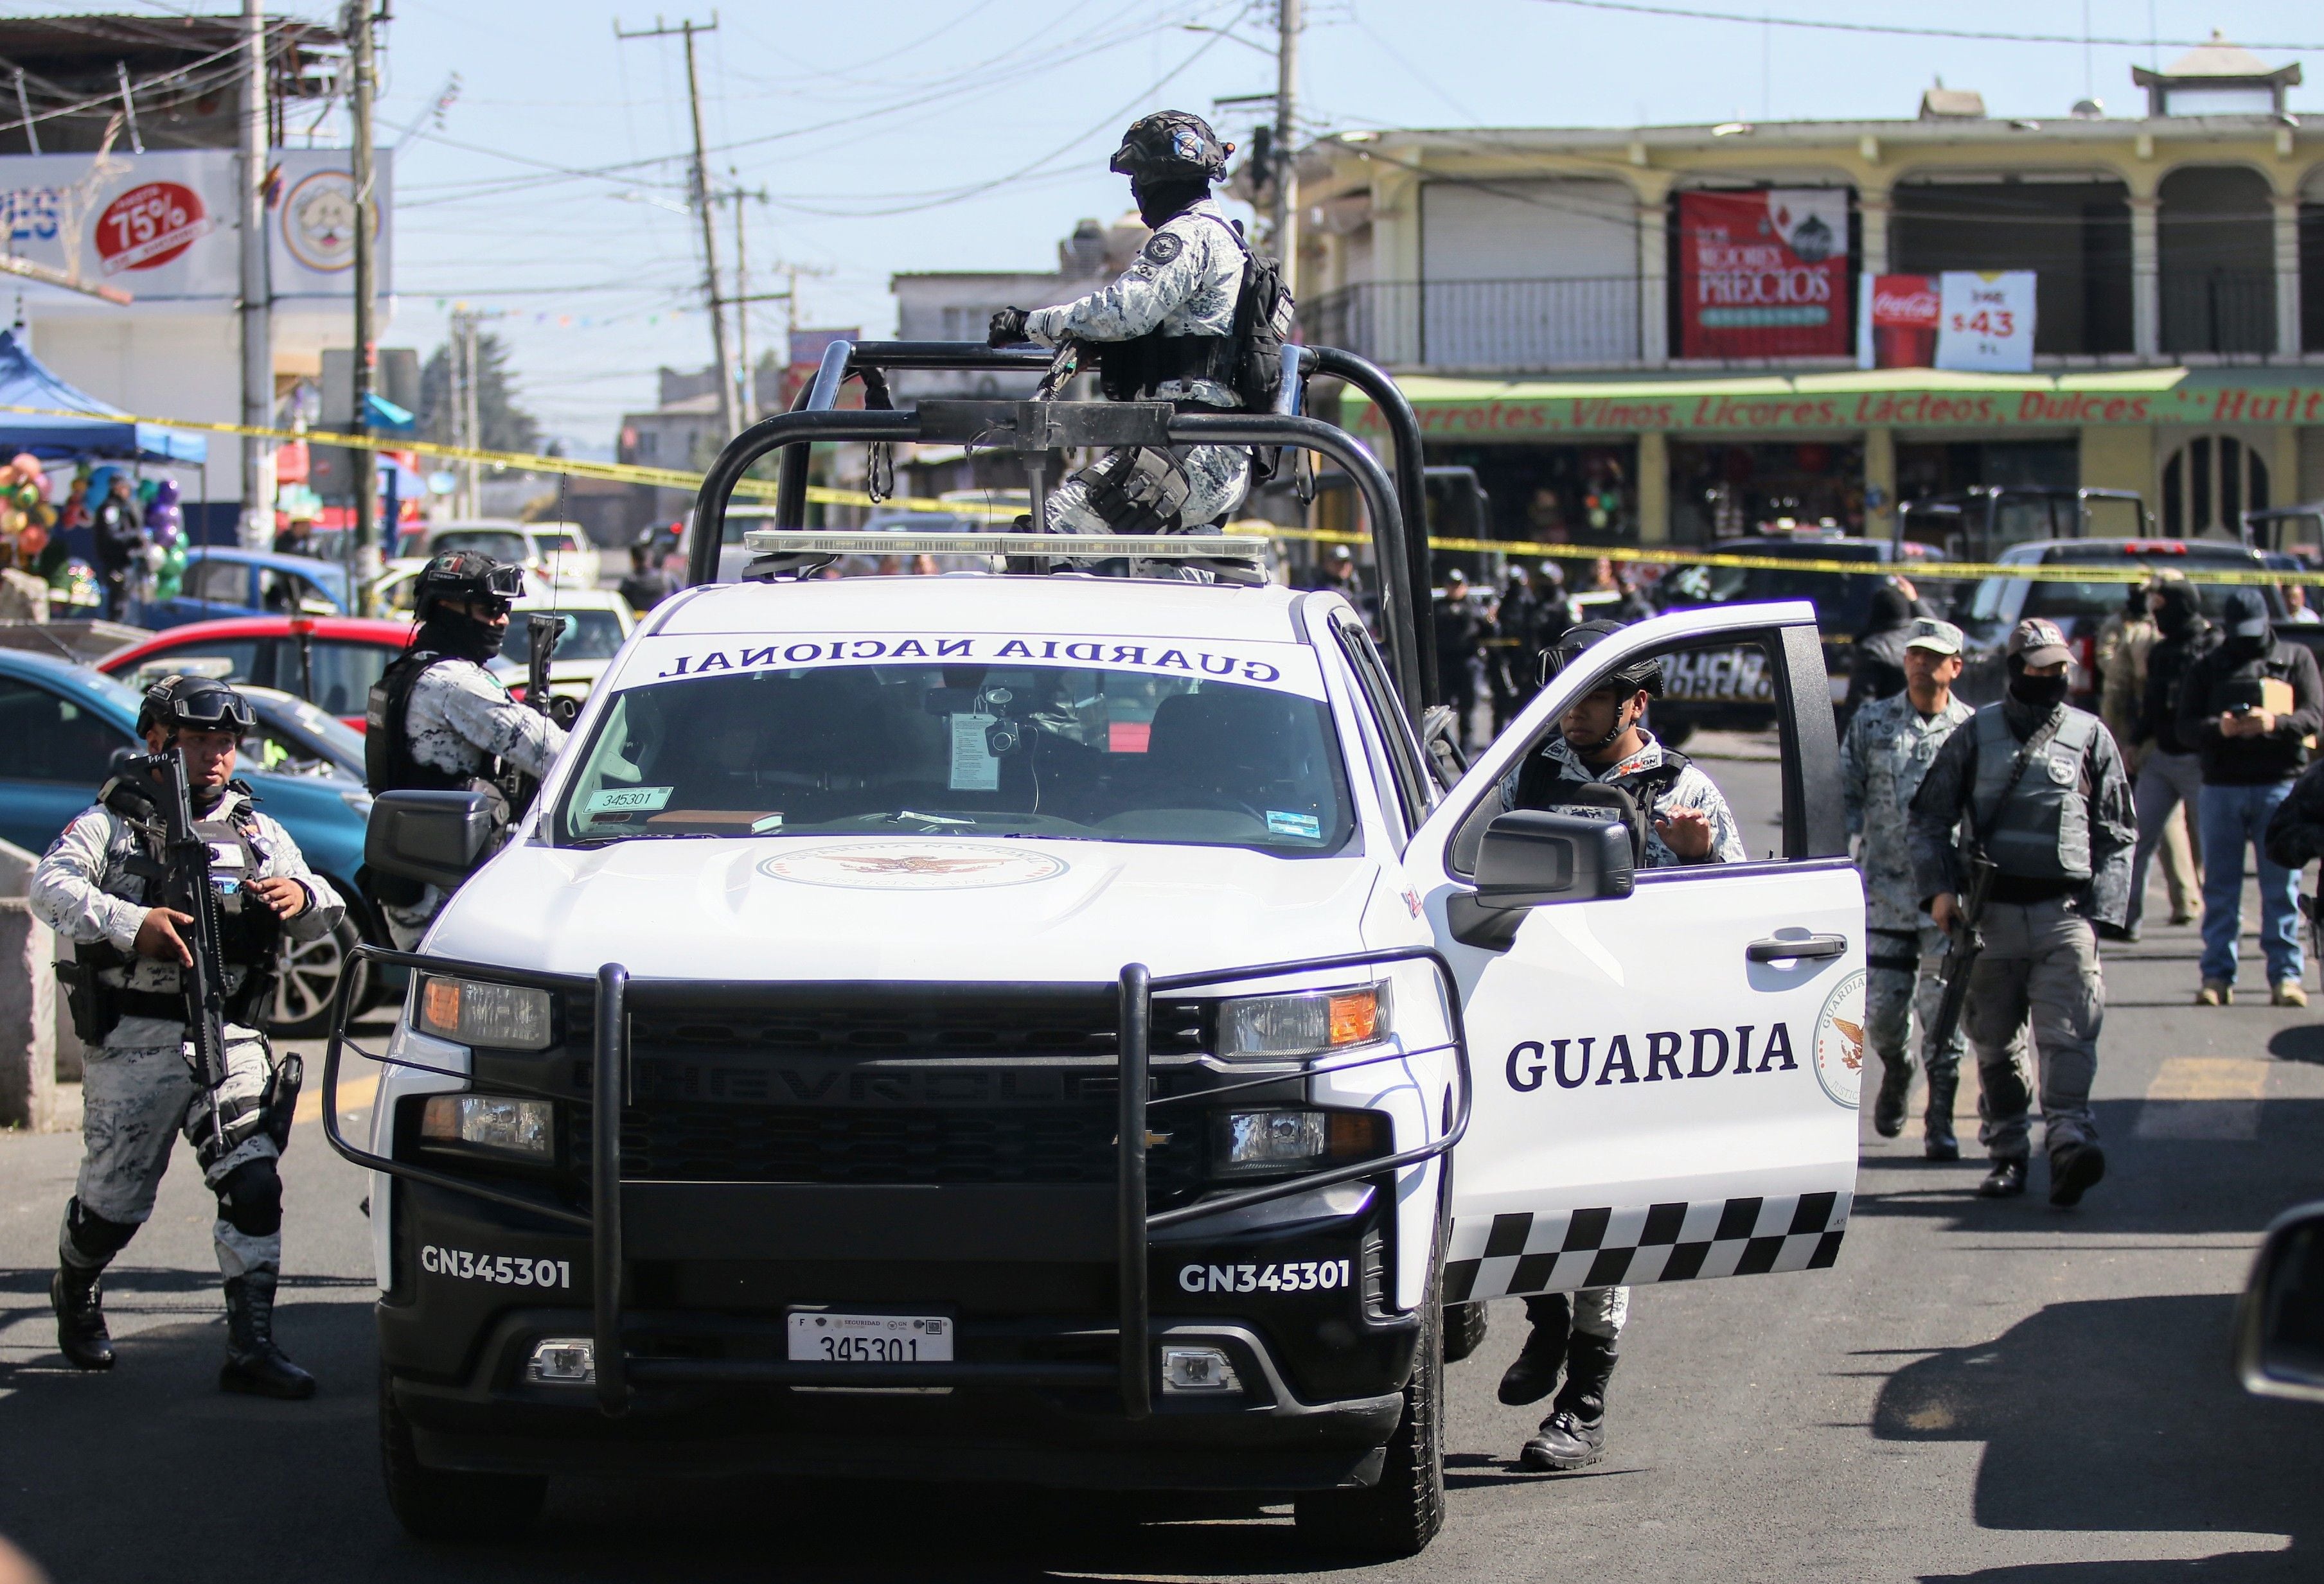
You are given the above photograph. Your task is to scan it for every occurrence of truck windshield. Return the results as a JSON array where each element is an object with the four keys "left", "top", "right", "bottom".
[{"left": 553, "top": 663, "right": 1355, "bottom": 852}]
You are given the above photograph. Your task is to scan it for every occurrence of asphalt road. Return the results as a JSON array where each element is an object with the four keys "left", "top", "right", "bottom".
[{"left": 3, "top": 741, "right": 2323, "bottom": 1583}]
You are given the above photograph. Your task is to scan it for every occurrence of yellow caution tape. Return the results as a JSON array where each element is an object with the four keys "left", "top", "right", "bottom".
[{"left": 6, "top": 398, "right": 2312, "bottom": 586}]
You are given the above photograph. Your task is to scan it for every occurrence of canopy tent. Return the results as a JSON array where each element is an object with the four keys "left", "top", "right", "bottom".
[{"left": 0, "top": 328, "right": 208, "bottom": 464}]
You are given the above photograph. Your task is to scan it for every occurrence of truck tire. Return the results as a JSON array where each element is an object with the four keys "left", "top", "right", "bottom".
[
  {"left": 1293, "top": 1254, "right": 1446, "bottom": 1558},
  {"left": 1442, "top": 1299, "right": 1489, "bottom": 1363},
  {"left": 379, "top": 1366, "right": 546, "bottom": 1542}
]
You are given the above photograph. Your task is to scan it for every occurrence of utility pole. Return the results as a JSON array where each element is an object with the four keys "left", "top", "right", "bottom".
[
  {"left": 460, "top": 310, "right": 481, "bottom": 515},
  {"left": 616, "top": 15, "right": 735, "bottom": 440},
  {"left": 345, "top": 0, "right": 382, "bottom": 586},
  {"left": 1272, "top": 0, "right": 1300, "bottom": 293},
  {"left": 722, "top": 179, "right": 772, "bottom": 427},
  {"left": 238, "top": 0, "right": 272, "bottom": 549}
]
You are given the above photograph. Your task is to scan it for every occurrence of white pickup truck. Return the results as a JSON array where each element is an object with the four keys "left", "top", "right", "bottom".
[{"left": 332, "top": 341, "right": 1863, "bottom": 1557}]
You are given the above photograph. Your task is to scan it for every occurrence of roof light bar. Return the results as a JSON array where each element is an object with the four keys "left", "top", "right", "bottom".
[{"left": 740, "top": 530, "right": 1275, "bottom": 560}]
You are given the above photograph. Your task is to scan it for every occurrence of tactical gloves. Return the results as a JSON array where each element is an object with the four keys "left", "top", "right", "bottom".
[{"left": 987, "top": 307, "right": 1029, "bottom": 348}]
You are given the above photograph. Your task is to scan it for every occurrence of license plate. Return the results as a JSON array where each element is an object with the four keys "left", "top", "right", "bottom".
[{"left": 786, "top": 1311, "right": 954, "bottom": 1364}]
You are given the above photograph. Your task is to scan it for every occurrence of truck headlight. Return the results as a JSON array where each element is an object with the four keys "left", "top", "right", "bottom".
[
  {"left": 1212, "top": 1109, "right": 1387, "bottom": 1177},
  {"left": 1216, "top": 983, "right": 1390, "bottom": 1062},
  {"left": 420, "top": 1095, "right": 555, "bottom": 1161},
  {"left": 414, "top": 974, "right": 554, "bottom": 1050}
]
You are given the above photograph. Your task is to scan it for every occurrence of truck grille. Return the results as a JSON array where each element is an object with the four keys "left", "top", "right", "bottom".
[
  {"left": 576, "top": 1100, "right": 1205, "bottom": 1197},
  {"left": 587, "top": 985, "right": 1206, "bottom": 1059}
]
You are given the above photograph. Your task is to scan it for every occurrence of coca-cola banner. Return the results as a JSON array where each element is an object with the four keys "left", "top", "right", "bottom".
[
  {"left": 1677, "top": 188, "right": 1851, "bottom": 358},
  {"left": 1857, "top": 270, "right": 2037, "bottom": 373}
]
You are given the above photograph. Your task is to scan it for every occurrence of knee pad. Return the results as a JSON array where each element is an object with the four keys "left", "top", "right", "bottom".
[
  {"left": 215, "top": 1159, "right": 283, "bottom": 1237},
  {"left": 64, "top": 1197, "right": 139, "bottom": 1264}
]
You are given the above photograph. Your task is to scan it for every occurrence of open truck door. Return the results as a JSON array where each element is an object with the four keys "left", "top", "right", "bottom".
[{"left": 1404, "top": 602, "right": 1863, "bottom": 1303}]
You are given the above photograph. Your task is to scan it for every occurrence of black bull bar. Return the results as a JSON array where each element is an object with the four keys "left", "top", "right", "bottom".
[{"left": 323, "top": 945, "right": 1469, "bottom": 1420}]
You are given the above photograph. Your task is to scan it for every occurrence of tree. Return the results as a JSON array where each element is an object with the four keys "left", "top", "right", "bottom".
[{"left": 417, "top": 331, "right": 541, "bottom": 456}]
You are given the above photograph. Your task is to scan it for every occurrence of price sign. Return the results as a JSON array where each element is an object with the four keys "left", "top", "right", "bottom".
[
  {"left": 94, "top": 180, "right": 214, "bottom": 274},
  {"left": 1935, "top": 271, "right": 2037, "bottom": 373}
]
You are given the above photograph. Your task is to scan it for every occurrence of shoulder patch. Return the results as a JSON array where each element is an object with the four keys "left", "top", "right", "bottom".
[{"left": 1140, "top": 231, "right": 1184, "bottom": 265}]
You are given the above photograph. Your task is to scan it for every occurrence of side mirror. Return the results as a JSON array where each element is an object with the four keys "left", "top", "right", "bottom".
[
  {"left": 1449, "top": 810, "right": 1635, "bottom": 950},
  {"left": 2235, "top": 1201, "right": 2324, "bottom": 1404},
  {"left": 364, "top": 790, "right": 499, "bottom": 890}
]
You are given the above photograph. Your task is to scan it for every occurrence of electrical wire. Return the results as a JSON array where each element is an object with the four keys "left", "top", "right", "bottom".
[{"left": 1527, "top": 0, "right": 2324, "bottom": 53}]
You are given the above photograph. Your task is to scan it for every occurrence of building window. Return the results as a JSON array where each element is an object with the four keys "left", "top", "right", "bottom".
[
  {"left": 2158, "top": 167, "right": 2276, "bottom": 356},
  {"left": 637, "top": 431, "right": 659, "bottom": 461},
  {"left": 2161, "top": 434, "right": 2269, "bottom": 537}
]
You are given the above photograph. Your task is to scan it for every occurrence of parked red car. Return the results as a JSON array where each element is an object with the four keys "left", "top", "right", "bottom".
[{"left": 99, "top": 614, "right": 414, "bottom": 731}]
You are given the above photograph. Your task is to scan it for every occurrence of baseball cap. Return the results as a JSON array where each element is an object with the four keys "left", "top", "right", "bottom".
[
  {"left": 2007, "top": 617, "right": 2073, "bottom": 667},
  {"left": 1903, "top": 617, "right": 1964, "bottom": 656},
  {"left": 2223, "top": 587, "right": 2271, "bottom": 638}
]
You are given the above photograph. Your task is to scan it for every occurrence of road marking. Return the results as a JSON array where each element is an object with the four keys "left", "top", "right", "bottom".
[
  {"left": 2133, "top": 1057, "right": 2268, "bottom": 1140},
  {"left": 294, "top": 1071, "right": 377, "bottom": 1125}
]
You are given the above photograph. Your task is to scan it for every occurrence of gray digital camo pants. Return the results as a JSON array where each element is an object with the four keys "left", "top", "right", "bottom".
[
  {"left": 1865, "top": 920, "right": 1965, "bottom": 1081},
  {"left": 1962, "top": 897, "right": 2104, "bottom": 1162},
  {"left": 1523, "top": 1285, "right": 1629, "bottom": 1340},
  {"left": 63, "top": 1035, "right": 283, "bottom": 1281}
]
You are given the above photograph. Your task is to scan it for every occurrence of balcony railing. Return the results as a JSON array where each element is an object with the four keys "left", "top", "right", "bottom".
[
  {"left": 1306, "top": 278, "right": 1642, "bottom": 370},
  {"left": 2160, "top": 268, "right": 2278, "bottom": 356}
]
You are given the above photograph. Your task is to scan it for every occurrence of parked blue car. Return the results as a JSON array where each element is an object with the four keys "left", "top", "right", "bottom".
[
  {"left": 0, "top": 648, "right": 384, "bottom": 1033},
  {"left": 136, "top": 548, "right": 351, "bottom": 632}
]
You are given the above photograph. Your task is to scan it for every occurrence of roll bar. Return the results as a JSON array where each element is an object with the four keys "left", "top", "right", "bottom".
[{"left": 686, "top": 339, "right": 1440, "bottom": 716}]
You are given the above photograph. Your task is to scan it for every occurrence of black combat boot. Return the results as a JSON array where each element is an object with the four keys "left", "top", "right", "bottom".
[
  {"left": 220, "top": 1272, "right": 315, "bottom": 1400},
  {"left": 1872, "top": 1057, "right": 1912, "bottom": 1139},
  {"left": 51, "top": 1263, "right": 114, "bottom": 1371},
  {"left": 1496, "top": 1313, "right": 1571, "bottom": 1406},
  {"left": 1923, "top": 1068, "right": 1960, "bottom": 1162},
  {"left": 2048, "top": 1141, "right": 2107, "bottom": 1208},
  {"left": 1978, "top": 1154, "right": 2028, "bottom": 1199},
  {"left": 1520, "top": 1331, "right": 1616, "bottom": 1472}
]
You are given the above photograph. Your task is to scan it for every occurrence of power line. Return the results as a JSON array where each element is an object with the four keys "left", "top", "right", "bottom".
[{"left": 1528, "top": 0, "right": 2324, "bottom": 53}]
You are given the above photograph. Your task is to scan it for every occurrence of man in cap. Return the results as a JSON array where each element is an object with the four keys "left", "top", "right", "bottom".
[
  {"left": 32, "top": 674, "right": 345, "bottom": 1395},
  {"left": 988, "top": 111, "right": 1274, "bottom": 553},
  {"left": 1910, "top": 619, "right": 2135, "bottom": 1205},
  {"left": 1488, "top": 619, "right": 1744, "bottom": 1472},
  {"left": 2177, "top": 587, "right": 2323, "bottom": 1005},
  {"left": 1841, "top": 616, "right": 1974, "bottom": 1157}
]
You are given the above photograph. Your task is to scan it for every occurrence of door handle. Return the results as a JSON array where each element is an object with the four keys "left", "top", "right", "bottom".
[{"left": 1746, "top": 933, "right": 1850, "bottom": 964}]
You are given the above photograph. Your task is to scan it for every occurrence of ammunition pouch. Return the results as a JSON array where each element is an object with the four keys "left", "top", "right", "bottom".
[
  {"left": 258, "top": 1051, "right": 303, "bottom": 1155},
  {"left": 1076, "top": 446, "right": 1194, "bottom": 536}
]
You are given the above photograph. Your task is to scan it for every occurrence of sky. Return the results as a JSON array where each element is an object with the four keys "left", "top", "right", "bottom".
[{"left": 35, "top": 0, "right": 2324, "bottom": 457}]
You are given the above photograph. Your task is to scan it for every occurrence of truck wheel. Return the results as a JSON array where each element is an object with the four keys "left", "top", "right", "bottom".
[
  {"left": 379, "top": 1366, "right": 546, "bottom": 1542},
  {"left": 274, "top": 917, "right": 369, "bottom": 1039},
  {"left": 1293, "top": 1260, "right": 1446, "bottom": 1558},
  {"left": 1442, "top": 1299, "right": 1489, "bottom": 1364}
]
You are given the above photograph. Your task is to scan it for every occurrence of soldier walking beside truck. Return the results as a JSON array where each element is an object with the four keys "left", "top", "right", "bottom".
[{"left": 1909, "top": 619, "right": 2134, "bottom": 1208}]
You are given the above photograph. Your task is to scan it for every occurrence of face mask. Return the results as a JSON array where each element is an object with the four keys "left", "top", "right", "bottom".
[
  {"left": 2009, "top": 671, "right": 2070, "bottom": 714},
  {"left": 2227, "top": 632, "right": 2271, "bottom": 663},
  {"left": 1132, "top": 177, "right": 1206, "bottom": 228}
]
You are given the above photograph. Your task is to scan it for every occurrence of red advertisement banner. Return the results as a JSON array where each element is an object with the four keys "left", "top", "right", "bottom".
[{"left": 1678, "top": 189, "right": 1852, "bottom": 358}]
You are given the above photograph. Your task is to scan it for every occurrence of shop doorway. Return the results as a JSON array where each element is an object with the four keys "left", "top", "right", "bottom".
[
  {"left": 2160, "top": 432, "right": 2271, "bottom": 538},
  {"left": 1896, "top": 439, "right": 2079, "bottom": 501},
  {"left": 1428, "top": 441, "right": 1640, "bottom": 548},
  {"left": 1669, "top": 440, "right": 1865, "bottom": 545}
]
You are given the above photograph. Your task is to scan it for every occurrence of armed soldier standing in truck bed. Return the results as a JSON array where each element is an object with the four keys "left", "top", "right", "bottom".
[
  {"left": 1908, "top": 618, "right": 2134, "bottom": 1208},
  {"left": 988, "top": 110, "right": 1290, "bottom": 547},
  {"left": 366, "top": 551, "right": 567, "bottom": 948},
  {"left": 33, "top": 674, "right": 344, "bottom": 1396},
  {"left": 1841, "top": 617, "right": 1973, "bottom": 1159}
]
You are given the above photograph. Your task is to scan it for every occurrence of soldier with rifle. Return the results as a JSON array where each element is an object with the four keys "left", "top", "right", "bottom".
[
  {"left": 32, "top": 675, "right": 345, "bottom": 1394},
  {"left": 1909, "top": 619, "right": 2135, "bottom": 1206},
  {"left": 364, "top": 552, "right": 567, "bottom": 947}
]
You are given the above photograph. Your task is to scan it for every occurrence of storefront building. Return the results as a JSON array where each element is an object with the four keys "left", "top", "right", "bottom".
[{"left": 1296, "top": 37, "right": 2324, "bottom": 548}]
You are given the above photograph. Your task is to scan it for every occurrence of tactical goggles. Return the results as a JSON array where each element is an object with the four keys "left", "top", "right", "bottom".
[
  {"left": 481, "top": 564, "right": 527, "bottom": 598},
  {"left": 163, "top": 688, "right": 256, "bottom": 732}
]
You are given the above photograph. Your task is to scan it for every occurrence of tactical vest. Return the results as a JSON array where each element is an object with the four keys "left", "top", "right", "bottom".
[
  {"left": 1971, "top": 705, "right": 2098, "bottom": 882},
  {"left": 366, "top": 647, "right": 477, "bottom": 795},
  {"left": 1091, "top": 213, "right": 1246, "bottom": 405},
  {"left": 1512, "top": 743, "right": 1696, "bottom": 867},
  {"left": 85, "top": 784, "right": 283, "bottom": 1026}
]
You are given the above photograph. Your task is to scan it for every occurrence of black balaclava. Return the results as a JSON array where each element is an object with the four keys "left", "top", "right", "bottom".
[
  {"left": 418, "top": 604, "right": 502, "bottom": 664},
  {"left": 2155, "top": 584, "right": 2201, "bottom": 640},
  {"left": 2225, "top": 625, "right": 2273, "bottom": 664},
  {"left": 1132, "top": 176, "right": 1209, "bottom": 229},
  {"left": 2004, "top": 658, "right": 2069, "bottom": 730}
]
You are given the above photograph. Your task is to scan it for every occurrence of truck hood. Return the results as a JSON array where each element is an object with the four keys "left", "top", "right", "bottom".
[{"left": 425, "top": 836, "right": 1379, "bottom": 984}]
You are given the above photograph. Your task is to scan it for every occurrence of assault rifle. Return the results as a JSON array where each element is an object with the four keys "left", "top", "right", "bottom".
[
  {"left": 141, "top": 748, "right": 231, "bottom": 1150},
  {"left": 497, "top": 612, "right": 578, "bottom": 816},
  {"left": 1927, "top": 847, "right": 1995, "bottom": 1058}
]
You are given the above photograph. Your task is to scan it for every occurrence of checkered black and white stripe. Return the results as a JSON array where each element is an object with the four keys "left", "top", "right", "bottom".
[{"left": 1444, "top": 1190, "right": 1851, "bottom": 1303}]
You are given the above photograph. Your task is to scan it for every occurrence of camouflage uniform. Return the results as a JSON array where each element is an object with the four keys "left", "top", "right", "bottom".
[
  {"left": 383, "top": 658, "right": 563, "bottom": 948},
  {"left": 31, "top": 786, "right": 345, "bottom": 1285},
  {"left": 1022, "top": 197, "right": 1251, "bottom": 536},
  {"left": 1501, "top": 729, "right": 1748, "bottom": 865},
  {"left": 1841, "top": 688, "right": 1973, "bottom": 1126}
]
